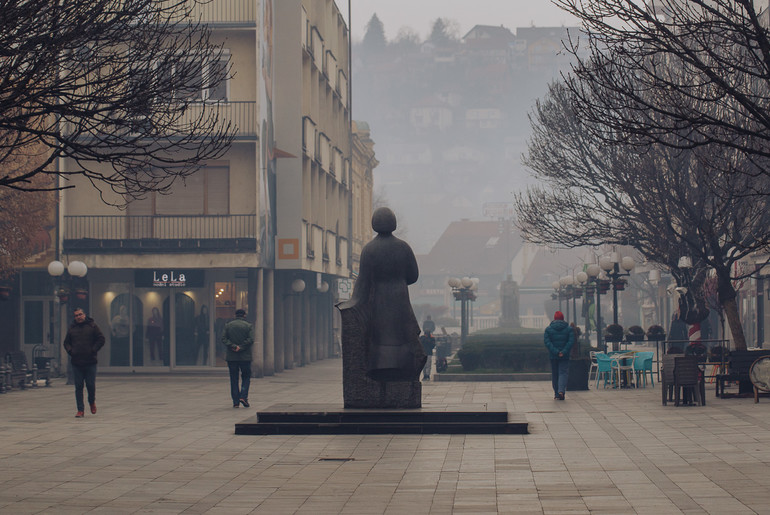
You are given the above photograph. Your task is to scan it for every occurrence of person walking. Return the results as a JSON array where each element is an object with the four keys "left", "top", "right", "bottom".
[
  {"left": 544, "top": 311, "right": 575, "bottom": 401},
  {"left": 420, "top": 333, "right": 436, "bottom": 380},
  {"left": 222, "top": 309, "right": 255, "bottom": 408},
  {"left": 422, "top": 315, "right": 436, "bottom": 337},
  {"left": 63, "top": 308, "right": 106, "bottom": 418}
]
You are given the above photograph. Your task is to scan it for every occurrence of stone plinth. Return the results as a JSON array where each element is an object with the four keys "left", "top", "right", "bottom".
[{"left": 339, "top": 304, "right": 422, "bottom": 408}]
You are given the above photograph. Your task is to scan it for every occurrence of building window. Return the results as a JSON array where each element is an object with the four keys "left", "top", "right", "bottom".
[
  {"left": 128, "top": 164, "right": 229, "bottom": 216},
  {"left": 155, "top": 51, "right": 230, "bottom": 102}
]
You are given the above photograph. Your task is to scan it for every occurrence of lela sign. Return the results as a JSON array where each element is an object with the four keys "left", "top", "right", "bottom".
[
  {"left": 134, "top": 270, "right": 204, "bottom": 288},
  {"left": 153, "top": 271, "right": 187, "bottom": 287}
]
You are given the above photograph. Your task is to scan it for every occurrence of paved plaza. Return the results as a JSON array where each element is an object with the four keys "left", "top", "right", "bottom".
[{"left": 1, "top": 359, "right": 770, "bottom": 514}]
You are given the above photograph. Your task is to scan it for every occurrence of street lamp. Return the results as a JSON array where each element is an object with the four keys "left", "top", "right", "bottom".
[
  {"left": 559, "top": 275, "right": 575, "bottom": 323},
  {"left": 599, "top": 252, "right": 636, "bottom": 326},
  {"left": 48, "top": 260, "right": 88, "bottom": 383},
  {"left": 585, "top": 263, "right": 604, "bottom": 349},
  {"left": 448, "top": 276, "right": 477, "bottom": 347},
  {"left": 576, "top": 271, "right": 589, "bottom": 337},
  {"left": 551, "top": 280, "right": 562, "bottom": 312}
]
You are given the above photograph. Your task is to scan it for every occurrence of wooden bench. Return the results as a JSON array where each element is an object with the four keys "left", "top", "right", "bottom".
[{"left": 716, "top": 349, "right": 770, "bottom": 398}]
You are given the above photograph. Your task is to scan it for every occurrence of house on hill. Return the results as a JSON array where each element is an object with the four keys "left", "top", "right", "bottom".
[{"left": 411, "top": 218, "right": 595, "bottom": 330}]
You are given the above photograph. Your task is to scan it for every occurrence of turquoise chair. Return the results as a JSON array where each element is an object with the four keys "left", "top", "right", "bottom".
[
  {"left": 634, "top": 351, "right": 655, "bottom": 387},
  {"left": 595, "top": 353, "right": 616, "bottom": 388}
]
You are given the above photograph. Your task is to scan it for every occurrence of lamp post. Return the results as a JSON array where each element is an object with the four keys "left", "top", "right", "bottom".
[
  {"left": 48, "top": 260, "right": 88, "bottom": 383},
  {"left": 599, "top": 253, "right": 636, "bottom": 326},
  {"left": 559, "top": 275, "right": 574, "bottom": 323},
  {"left": 552, "top": 280, "right": 562, "bottom": 312},
  {"left": 586, "top": 263, "right": 603, "bottom": 349},
  {"left": 577, "top": 271, "right": 588, "bottom": 336},
  {"left": 448, "top": 276, "right": 477, "bottom": 348}
]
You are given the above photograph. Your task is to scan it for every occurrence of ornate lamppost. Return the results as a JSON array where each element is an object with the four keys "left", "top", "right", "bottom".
[
  {"left": 448, "top": 277, "right": 477, "bottom": 348},
  {"left": 48, "top": 260, "right": 88, "bottom": 383},
  {"left": 599, "top": 253, "right": 636, "bottom": 326},
  {"left": 585, "top": 263, "right": 606, "bottom": 350}
]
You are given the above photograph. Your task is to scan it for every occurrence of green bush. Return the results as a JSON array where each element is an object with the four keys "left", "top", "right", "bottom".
[{"left": 456, "top": 332, "right": 551, "bottom": 372}]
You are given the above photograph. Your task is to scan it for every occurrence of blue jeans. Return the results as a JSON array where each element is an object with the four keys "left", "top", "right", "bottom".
[
  {"left": 228, "top": 361, "right": 251, "bottom": 404},
  {"left": 551, "top": 359, "right": 570, "bottom": 395},
  {"left": 72, "top": 363, "right": 97, "bottom": 411}
]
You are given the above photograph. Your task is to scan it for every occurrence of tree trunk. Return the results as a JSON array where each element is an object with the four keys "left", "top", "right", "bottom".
[
  {"left": 716, "top": 268, "right": 746, "bottom": 351},
  {"left": 722, "top": 297, "right": 747, "bottom": 351}
]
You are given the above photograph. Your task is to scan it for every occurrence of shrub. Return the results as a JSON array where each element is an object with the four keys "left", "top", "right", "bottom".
[
  {"left": 456, "top": 332, "right": 551, "bottom": 372},
  {"left": 646, "top": 325, "right": 666, "bottom": 340},
  {"left": 625, "top": 325, "right": 645, "bottom": 341}
]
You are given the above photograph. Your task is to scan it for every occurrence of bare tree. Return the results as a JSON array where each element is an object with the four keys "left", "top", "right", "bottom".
[
  {"left": 0, "top": 0, "right": 234, "bottom": 199},
  {"left": 514, "top": 81, "right": 770, "bottom": 350},
  {"left": 556, "top": 0, "right": 770, "bottom": 169},
  {"left": 0, "top": 141, "right": 54, "bottom": 278}
]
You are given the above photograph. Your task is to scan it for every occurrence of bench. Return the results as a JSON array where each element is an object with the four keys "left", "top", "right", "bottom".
[
  {"left": 3, "top": 351, "right": 33, "bottom": 391},
  {"left": 715, "top": 349, "right": 770, "bottom": 398}
]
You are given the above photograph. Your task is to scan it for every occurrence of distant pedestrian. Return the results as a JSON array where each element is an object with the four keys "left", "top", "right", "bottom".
[
  {"left": 222, "top": 309, "right": 255, "bottom": 408},
  {"left": 420, "top": 333, "right": 436, "bottom": 380},
  {"left": 63, "top": 308, "right": 105, "bottom": 418},
  {"left": 422, "top": 315, "right": 436, "bottom": 337},
  {"left": 544, "top": 311, "right": 575, "bottom": 400}
]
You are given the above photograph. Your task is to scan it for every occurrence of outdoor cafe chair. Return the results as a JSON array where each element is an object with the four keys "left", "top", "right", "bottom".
[
  {"left": 633, "top": 351, "right": 655, "bottom": 388},
  {"left": 595, "top": 353, "right": 615, "bottom": 388},
  {"left": 613, "top": 352, "right": 636, "bottom": 388},
  {"left": 589, "top": 351, "right": 600, "bottom": 381}
]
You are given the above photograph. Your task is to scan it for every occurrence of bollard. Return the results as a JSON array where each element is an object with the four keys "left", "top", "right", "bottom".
[
  {"left": 0, "top": 364, "right": 6, "bottom": 393},
  {"left": 32, "top": 363, "right": 38, "bottom": 388}
]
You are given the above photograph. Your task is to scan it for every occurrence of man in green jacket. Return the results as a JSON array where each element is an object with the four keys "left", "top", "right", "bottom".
[{"left": 222, "top": 309, "right": 255, "bottom": 408}]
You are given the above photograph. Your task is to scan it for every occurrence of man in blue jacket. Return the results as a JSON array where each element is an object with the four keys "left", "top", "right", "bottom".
[{"left": 544, "top": 311, "right": 575, "bottom": 400}]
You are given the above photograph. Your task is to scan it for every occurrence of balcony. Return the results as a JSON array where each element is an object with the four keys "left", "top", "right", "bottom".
[
  {"left": 182, "top": 101, "right": 256, "bottom": 139},
  {"left": 169, "top": 0, "right": 256, "bottom": 27},
  {"left": 61, "top": 101, "right": 256, "bottom": 141},
  {"left": 63, "top": 215, "right": 257, "bottom": 253}
]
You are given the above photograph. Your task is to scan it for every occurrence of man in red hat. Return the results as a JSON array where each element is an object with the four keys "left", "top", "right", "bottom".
[{"left": 544, "top": 311, "right": 575, "bottom": 400}]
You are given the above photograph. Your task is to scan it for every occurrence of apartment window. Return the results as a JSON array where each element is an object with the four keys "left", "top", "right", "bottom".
[
  {"left": 155, "top": 51, "right": 230, "bottom": 102},
  {"left": 129, "top": 164, "right": 229, "bottom": 215}
]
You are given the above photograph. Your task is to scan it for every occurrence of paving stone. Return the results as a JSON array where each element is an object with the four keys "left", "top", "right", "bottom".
[{"left": 1, "top": 359, "right": 770, "bottom": 513}]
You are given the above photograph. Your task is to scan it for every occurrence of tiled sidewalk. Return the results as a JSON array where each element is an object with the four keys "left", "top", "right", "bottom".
[{"left": 1, "top": 359, "right": 769, "bottom": 514}]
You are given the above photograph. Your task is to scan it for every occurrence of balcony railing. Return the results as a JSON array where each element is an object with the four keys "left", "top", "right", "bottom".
[
  {"left": 181, "top": 101, "right": 256, "bottom": 138},
  {"left": 61, "top": 101, "right": 256, "bottom": 140},
  {"left": 169, "top": 0, "right": 256, "bottom": 26},
  {"left": 63, "top": 214, "right": 257, "bottom": 253}
]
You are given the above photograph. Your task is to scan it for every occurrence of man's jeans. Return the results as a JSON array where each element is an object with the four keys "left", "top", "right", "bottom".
[
  {"left": 422, "top": 350, "right": 433, "bottom": 379},
  {"left": 72, "top": 363, "right": 97, "bottom": 412},
  {"left": 228, "top": 361, "right": 251, "bottom": 404},
  {"left": 551, "top": 358, "right": 570, "bottom": 395}
]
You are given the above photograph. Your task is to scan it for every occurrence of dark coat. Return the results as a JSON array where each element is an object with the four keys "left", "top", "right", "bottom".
[
  {"left": 222, "top": 317, "right": 255, "bottom": 362},
  {"left": 63, "top": 317, "right": 105, "bottom": 367},
  {"left": 544, "top": 320, "right": 575, "bottom": 360}
]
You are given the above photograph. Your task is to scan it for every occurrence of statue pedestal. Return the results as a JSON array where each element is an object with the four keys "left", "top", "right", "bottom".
[
  {"left": 234, "top": 403, "right": 528, "bottom": 435},
  {"left": 339, "top": 304, "right": 422, "bottom": 408}
]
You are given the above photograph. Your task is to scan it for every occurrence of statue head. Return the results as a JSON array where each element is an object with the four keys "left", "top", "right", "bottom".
[{"left": 371, "top": 207, "right": 397, "bottom": 234}]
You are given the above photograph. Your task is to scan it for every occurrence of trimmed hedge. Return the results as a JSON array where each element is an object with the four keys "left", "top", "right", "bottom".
[{"left": 457, "top": 333, "right": 550, "bottom": 372}]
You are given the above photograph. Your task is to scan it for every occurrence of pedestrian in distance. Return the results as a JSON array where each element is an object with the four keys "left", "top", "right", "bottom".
[
  {"left": 544, "top": 311, "right": 575, "bottom": 401},
  {"left": 420, "top": 333, "right": 436, "bottom": 380},
  {"left": 422, "top": 315, "right": 436, "bottom": 337},
  {"left": 222, "top": 309, "right": 255, "bottom": 408},
  {"left": 63, "top": 308, "right": 106, "bottom": 418}
]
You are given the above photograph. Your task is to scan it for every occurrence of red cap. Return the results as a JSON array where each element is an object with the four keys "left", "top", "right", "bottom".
[{"left": 554, "top": 311, "right": 564, "bottom": 320}]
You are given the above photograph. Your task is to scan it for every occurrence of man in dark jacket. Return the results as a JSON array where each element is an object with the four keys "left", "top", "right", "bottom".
[
  {"left": 63, "top": 308, "right": 105, "bottom": 418},
  {"left": 544, "top": 311, "right": 575, "bottom": 400},
  {"left": 222, "top": 309, "right": 255, "bottom": 408}
]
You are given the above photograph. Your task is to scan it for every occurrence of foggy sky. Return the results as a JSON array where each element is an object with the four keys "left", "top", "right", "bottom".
[{"left": 345, "top": 0, "right": 579, "bottom": 42}]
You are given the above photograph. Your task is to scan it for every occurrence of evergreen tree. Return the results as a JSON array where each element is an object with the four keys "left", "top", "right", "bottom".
[{"left": 362, "top": 13, "right": 387, "bottom": 54}]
